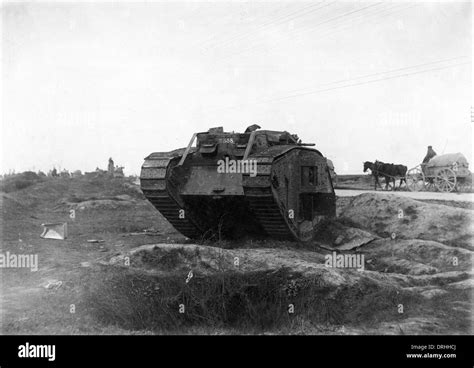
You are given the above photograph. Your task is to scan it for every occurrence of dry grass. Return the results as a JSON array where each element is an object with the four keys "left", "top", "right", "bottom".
[{"left": 79, "top": 265, "right": 426, "bottom": 333}]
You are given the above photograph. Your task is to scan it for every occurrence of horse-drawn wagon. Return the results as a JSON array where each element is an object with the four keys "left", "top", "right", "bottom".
[{"left": 405, "top": 153, "right": 472, "bottom": 193}]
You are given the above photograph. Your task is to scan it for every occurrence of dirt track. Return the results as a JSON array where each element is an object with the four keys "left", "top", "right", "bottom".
[{"left": 336, "top": 189, "right": 474, "bottom": 202}]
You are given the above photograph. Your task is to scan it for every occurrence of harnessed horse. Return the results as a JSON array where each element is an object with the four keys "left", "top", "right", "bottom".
[{"left": 363, "top": 161, "right": 407, "bottom": 190}]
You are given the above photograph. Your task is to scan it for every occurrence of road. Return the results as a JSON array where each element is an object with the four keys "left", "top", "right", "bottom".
[{"left": 335, "top": 189, "right": 474, "bottom": 203}]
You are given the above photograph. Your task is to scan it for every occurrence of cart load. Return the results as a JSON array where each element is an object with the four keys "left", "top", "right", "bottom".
[{"left": 425, "top": 152, "right": 469, "bottom": 170}]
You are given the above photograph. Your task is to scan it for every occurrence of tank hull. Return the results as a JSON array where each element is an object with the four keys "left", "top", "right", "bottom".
[{"left": 140, "top": 144, "right": 336, "bottom": 242}]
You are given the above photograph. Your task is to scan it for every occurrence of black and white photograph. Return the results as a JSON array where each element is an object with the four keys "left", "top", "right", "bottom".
[{"left": 0, "top": 0, "right": 472, "bottom": 361}]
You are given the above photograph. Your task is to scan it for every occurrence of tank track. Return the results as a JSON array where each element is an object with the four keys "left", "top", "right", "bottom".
[
  {"left": 140, "top": 153, "right": 201, "bottom": 239},
  {"left": 243, "top": 152, "right": 297, "bottom": 240}
]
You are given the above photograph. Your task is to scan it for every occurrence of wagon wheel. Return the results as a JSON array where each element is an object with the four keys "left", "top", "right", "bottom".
[
  {"left": 406, "top": 166, "right": 425, "bottom": 192},
  {"left": 434, "top": 168, "right": 457, "bottom": 193},
  {"left": 424, "top": 178, "right": 436, "bottom": 192}
]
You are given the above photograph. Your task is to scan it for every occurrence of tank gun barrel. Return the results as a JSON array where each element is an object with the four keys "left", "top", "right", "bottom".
[{"left": 299, "top": 143, "right": 315, "bottom": 146}]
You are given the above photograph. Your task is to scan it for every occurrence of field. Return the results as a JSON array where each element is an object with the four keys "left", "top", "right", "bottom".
[
  {"left": 336, "top": 174, "right": 374, "bottom": 190},
  {"left": 0, "top": 174, "right": 472, "bottom": 335}
]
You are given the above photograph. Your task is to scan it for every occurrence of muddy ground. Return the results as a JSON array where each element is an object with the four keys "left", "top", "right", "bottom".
[{"left": 0, "top": 175, "right": 472, "bottom": 334}]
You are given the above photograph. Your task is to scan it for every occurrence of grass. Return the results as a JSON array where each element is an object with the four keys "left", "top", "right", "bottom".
[
  {"left": 79, "top": 264, "right": 425, "bottom": 333},
  {"left": 0, "top": 171, "right": 43, "bottom": 193},
  {"left": 5, "top": 262, "right": 467, "bottom": 335}
]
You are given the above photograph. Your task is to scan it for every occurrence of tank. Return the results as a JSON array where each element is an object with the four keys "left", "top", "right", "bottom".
[{"left": 140, "top": 126, "right": 336, "bottom": 242}]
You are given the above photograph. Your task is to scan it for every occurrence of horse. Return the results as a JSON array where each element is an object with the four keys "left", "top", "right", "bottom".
[
  {"left": 363, "top": 161, "right": 407, "bottom": 190},
  {"left": 363, "top": 161, "right": 383, "bottom": 190},
  {"left": 392, "top": 164, "right": 408, "bottom": 187},
  {"left": 375, "top": 161, "right": 407, "bottom": 189}
]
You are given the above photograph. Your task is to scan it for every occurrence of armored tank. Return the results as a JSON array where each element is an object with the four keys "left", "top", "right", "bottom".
[{"left": 140, "top": 126, "right": 336, "bottom": 242}]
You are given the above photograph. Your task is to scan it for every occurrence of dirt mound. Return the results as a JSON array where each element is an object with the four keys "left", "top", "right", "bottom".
[
  {"left": 2, "top": 176, "right": 144, "bottom": 212},
  {"left": 122, "top": 182, "right": 144, "bottom": 197},
  {"left": 74, "top": 199, "right": 134, "bottom": 210},
  {"left": 107, "top": 243, "right": 340, "bottom": 281},
  {"left": 87, "top": 242, "right": 472, "bottom": 333},
  {"left": 339, "top": 193, "right": 474, "bottom": 250},
  {"left": 71, "top": 195, "right": 136, "bottom": 210},
  {"left": 360, "top": 239, "right": 472, "bottom": 275}
]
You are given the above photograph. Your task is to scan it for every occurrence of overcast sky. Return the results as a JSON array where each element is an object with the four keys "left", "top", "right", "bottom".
[{"left": 1, "top": 1, "right": 472, "bottom": 175}]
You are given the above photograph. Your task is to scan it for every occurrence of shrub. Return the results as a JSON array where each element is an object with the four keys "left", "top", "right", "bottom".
[{"left": 0, "top": 171, "right": 42, "bottom": 193}]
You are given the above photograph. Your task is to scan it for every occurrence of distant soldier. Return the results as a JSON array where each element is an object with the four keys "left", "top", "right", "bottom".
[
  {"left": 51, "top": 168, "right": 58, "bottom": 177},
  {"left": 114, "top": 166, "right": 124, "bottom": 178},
  {"left": 422, "top": 146, "right": 437, "bottom": 164},
  {"left": 108, "top": 157, "right": 114, "bottom": 174}
]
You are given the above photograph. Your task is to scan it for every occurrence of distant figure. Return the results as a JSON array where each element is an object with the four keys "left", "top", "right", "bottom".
[
  {"left": 422, "top": 146, "right": 437, "bottom": 164},
  {"left": 51, "top": 168, "right": 58, "bottom": 177},
  {"left": 114, "top": 166, "right": 124, "bottom": 178},
  {"left": 108, "top": 157, "right": 114, "bottom": 174}
]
